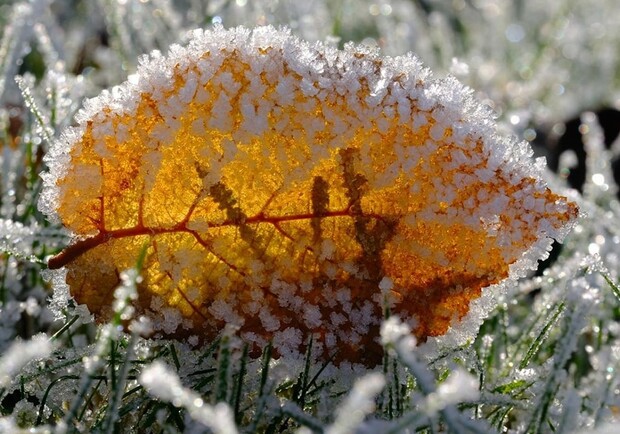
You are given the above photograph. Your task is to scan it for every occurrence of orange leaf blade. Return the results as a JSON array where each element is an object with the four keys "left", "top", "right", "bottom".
[{"left": 42, "top": 26, "right": 578, "bottom": 366}]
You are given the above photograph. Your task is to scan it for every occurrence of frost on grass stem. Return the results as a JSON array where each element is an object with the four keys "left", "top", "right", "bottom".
[
  {"left": 0, "top": 0, "right": 49, "bottom": 102},
  {"left": 581, "top": 111, "right": 618, "bottom": 203},
  {"left": 380, "top": 317, "right": 488, "bottom": 432},
  {"left": 140, "top": 361, "right": 239, "bottom": 434},
  {"left": 15, "top": 74, "right": 54, "bottom": 144},
  {"left": 84, "top": 267, "right": 141, "bottom": 373},
  {"left": 0, "top": 334, "right": 52, "bottom": 389},
  {"left": 324, "top": 372, "right": 385, "bottom": 434},
  {"left": 380, "top": 317, "right": 481, "bottom": 408},
  {"left": 112, "top": 268, "right": 140, "bottom": 322},
  {"left": 423, "top": 368, "right": 480, "bottom": 415},
  {"left": 0, "top": 219, "right": 41, "bottom": 262},
  {"left": 61, "top": 266, "right": 144, "bottom": 430}
]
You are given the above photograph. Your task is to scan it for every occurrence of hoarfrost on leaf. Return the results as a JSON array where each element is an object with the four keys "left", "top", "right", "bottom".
[{"left": 42, "top": 25, "right": 577, "bottom": 366}]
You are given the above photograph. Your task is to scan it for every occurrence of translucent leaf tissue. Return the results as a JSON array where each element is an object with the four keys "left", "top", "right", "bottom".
[{"left": 40, "top": 25, "right": 578, "bottom": 366}]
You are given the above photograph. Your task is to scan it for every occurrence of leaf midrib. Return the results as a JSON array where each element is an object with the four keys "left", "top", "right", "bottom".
[{"left": 47, "top": 207, "right": 389, "bottom": 269}]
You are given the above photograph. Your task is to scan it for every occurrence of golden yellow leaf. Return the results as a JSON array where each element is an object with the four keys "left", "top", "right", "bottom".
[{"left": 42, "top": 26, "right": 578, "bottom": 366}]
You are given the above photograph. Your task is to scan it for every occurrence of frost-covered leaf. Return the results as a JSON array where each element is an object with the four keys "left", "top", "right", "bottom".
[{"left": 41, "top": 26, "right": 577, "bottom": 366}]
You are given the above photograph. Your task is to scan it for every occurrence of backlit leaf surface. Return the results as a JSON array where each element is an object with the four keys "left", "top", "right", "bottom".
[{"left": 41, "top": 26, "right": 578, "bottom": 366}]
